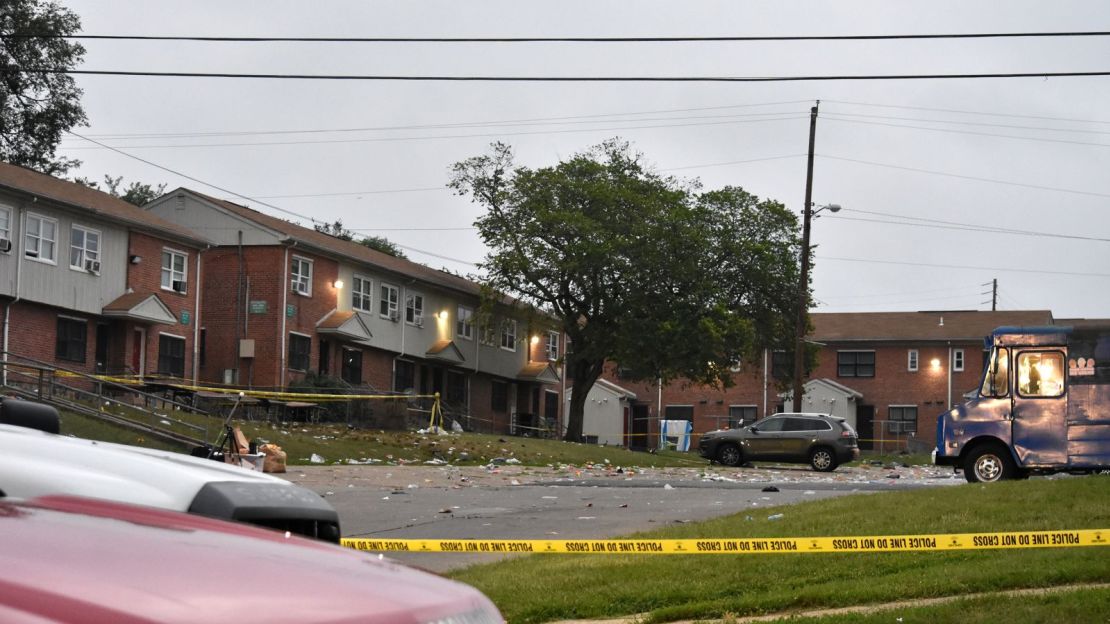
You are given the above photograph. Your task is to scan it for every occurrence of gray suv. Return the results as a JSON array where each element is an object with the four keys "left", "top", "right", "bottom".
[{"left": 698, "top": 412, "right": 860, "bottom": 471}]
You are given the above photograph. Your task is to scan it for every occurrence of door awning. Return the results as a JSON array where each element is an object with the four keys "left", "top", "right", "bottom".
[
  {"left": 517, "top": 361, "right": 560, "bottom": 385},
  {"left": 316, "top": 310, "right": 373, "bottom": 343},
  {"left": 425, "top": 340, "right": 466, "bottom": 364},
  {"left": 102, "top": 293, "right": 177, "bottom": 325}
]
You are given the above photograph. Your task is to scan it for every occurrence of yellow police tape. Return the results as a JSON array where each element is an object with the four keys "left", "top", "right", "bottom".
[{"left": 343, "top": 529, "right": 1109, "bottom": 554}]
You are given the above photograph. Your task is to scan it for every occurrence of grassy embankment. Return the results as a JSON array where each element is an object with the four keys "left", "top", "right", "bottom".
[{"left": 450, "top": 477, "right": 1110, "bottom": 623}]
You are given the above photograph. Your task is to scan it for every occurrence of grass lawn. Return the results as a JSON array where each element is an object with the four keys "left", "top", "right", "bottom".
[{"left": 450, "top": 478, "right": 1110, "bottom": 623}]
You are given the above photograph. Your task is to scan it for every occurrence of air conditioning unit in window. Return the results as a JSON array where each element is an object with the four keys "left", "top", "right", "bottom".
[
  {"left": 388, "top": 310, "right": 400, "bottom": 322},
  {"left": 84, "top": 259, "right": 100, "bottom": 273},
  {"left": 291, "top": 280, "right": 308, "bottom": 295},
  {"left": 0, "top": 238, "right": 11, "bottom": 253},
  {"left": 413, "top": 315, "right": 424, "bottom": 328},
  {"left": 172, "top": 280, "right": 187, "bottom": 293}
]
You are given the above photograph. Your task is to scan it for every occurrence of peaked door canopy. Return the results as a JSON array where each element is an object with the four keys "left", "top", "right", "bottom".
[
  {"left": 425, "top": 339, "right": 466, "bottom": 365},
  {"left": 102, "top": 293, "right": 177, "bottom": 325},
  {"left": 316, "top": 310, "right": 373, "bottom": 344}
]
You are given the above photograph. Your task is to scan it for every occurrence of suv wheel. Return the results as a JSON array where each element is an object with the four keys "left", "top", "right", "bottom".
[
  {"left": 809, "top": 447, "right": 838, "bottom": 472},
  {"left": 716, "top": 443, "right": 743, "bottom": 467}
]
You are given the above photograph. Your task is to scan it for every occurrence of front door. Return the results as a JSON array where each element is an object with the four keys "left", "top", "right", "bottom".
[
  {"left": 746, "top": 415, "right": 787, "bottom": 459},
  {"left": 856, "top": 405, "right": 875, "bottom": 450},
  {"left": 1011, "top": 348, "right": 1068, "bottom": 466},
  {"left": 630, "top": 404, "right": 649, "bottom": 451}
]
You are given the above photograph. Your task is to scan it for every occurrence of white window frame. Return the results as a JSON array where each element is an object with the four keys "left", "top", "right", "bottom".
[
  {"left": 953, "top": 348, "right": 965, "bottom": 372},
  {"left": 907, "top": 349, "right": 919, "bottom": 372},
  {"left": 456, "top": 305, "right": 474, "bottom": 340},
  {"left": 405, "top": 292, "right": 424, "bottom": 326},
  {"left": 0, "top": 204, "right": 11, "bottom": 251},
  {"left": 500, "top": 319, "right": 517, "bottom": 352},
  {"left": 379, "top": 283, "right": 399, "bottom": 320},
  {"left": 25, "top": 212, "right": 58, "bottom": 264},
  {"left": 351, "top": 274, "right": 372, "bottom": 312},
  {"left": 545, "top": 330, "right": 560, "bottom": 361},
  {"left": 161, "top": 247, "right": 188, "bottom": 293},
  {"left": 887, "top": 405, "right": 919, "bottom": 434},
  {"left": 69, "top": 225, "right": 101, "bottom": 274},
  {"left": 288, "top": 331, "right": 312, "bottom": 372},
  {"left": 290, "top": 255, "right": 313, "bottom": 297}
]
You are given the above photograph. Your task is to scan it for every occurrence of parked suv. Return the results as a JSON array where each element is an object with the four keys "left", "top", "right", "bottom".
[{"left": 699, "top": 413, "right": 860, "bottom": 471}]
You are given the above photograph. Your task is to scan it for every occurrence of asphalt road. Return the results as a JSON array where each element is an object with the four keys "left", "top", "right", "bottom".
[{"left": 283, "top": 462, "right": 962, "bottom": 572}]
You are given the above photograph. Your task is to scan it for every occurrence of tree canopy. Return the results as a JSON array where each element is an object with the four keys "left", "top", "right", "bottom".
[
  {"left": 450, "top": 139, "right": 802, "bottom": 441},
  {"left": 0, "top": 0, "right": 87, "bottom": 175},
  {"left": 314, "top": 219, "right": 407, "bottom": 258},
  {"left": 75, "top": 175, "right": 166, "bottom": 206}
]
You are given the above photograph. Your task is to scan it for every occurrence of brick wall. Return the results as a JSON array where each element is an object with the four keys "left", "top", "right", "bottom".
[{"left": 126, "top": 231, "right": 200, "bottom": 379}]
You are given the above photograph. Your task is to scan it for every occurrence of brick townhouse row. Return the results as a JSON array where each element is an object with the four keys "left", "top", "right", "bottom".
[
  {"left": 0, "top": 163, "right": 562, "bottom": 432},
  {"left": 579, "top": 310, "right": 1104, "bottom": 450}
]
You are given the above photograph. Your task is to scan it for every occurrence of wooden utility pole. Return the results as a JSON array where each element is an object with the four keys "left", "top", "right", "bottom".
[
  {"left": 792, "top": 101, "right": 819, "bottom": 412},
  {"left": 992, "top": 278, "right": 998, "bottom": 311}
]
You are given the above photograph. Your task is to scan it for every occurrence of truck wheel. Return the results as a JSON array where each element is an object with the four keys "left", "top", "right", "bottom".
[
  {"left": 810, "top": 447, "right": 838, "bottom": 472},
  {"left": 965, "top": 445, "right": 1017, "bottom": 483},
  {"left": 716, "top": 444, "right": 743, "bottom": 467}
]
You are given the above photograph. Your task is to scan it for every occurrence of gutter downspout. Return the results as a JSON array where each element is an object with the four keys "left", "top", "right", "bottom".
[
  {"left": 280, "top": 245, "right": 291, "bottom": 388},
  {"left": 191, "top": 245, "right": 206, "bottom": 385},
  {"left": 3, "top": 205, "right": 24, "bottom": 386},
  {"left": 947, "top": 345, "right": 953, "bottom": 409},
  {"left": 762, "top": 348, "right": 769, "bottom": 417}
]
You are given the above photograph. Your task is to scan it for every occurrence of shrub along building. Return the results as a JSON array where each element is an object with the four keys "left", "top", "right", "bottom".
[
  {"left": 0, "top": 163, "right": 207, "bottom": 385},
  {"left": 145, "top": 189, "right": 562, "bottom": 432},
  {"left": 580, "top": 310, "right": 1077, "bottom": 451}
]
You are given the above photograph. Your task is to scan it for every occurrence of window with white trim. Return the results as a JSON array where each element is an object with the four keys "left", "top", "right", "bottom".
[
  {"left": 0, "top": 205, "right": 11, "bottom": 249},
  {"left": 290, "top": 256, "right": 312, "bottom": 296},
  {"left": 545, "top": 331, "right": 560, "bottom": 361},
  {"left": 456, "top": 305, "right": 473, "bottom": 340},
  {"left": 157, "top": 333, "right": 186, "bottom": 377},
  {"left": 888, "top": 405, "right": 918, "bottom": 434},
  {"left": 161, "top": 249, "right": 188, "bottom": 293},
  {"left": 351, "top": 274, "right": 372, "bottom": 312},
  {"left": 379, "top": 283, "right": 399, "bottom": 319},
  {"left": 405, "top": 293, "right": 424, "bottom": 325},
  {"left": 908, "top": 349, "right": 919, "bottom": 372},
  {"left": 25, "top": 213, "right": 57, "bottom": 262},
  {"left": 500, "top": 319, "right": 517, "bottom": 351},
  {"left": 288, "top": 333, "right": 311, "bottom": 371},
  {"left": 953, "top": 349, "right": 965, "bottom": 372},
  {"left": 69, "top": 225, "right": 101, "bottom": 273}
]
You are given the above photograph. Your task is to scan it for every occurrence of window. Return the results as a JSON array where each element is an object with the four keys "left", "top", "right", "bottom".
[
  {"left": 500, "top": 319, "right": 517, "bottom": 351},
  {"left": 380, "top": 283, "right": 399, "bottom": 319},
  {"left": 545, "top": 331, "right": 560, "bottom": 361},
  {"left": 784, "top": 417, "right": 832, "bottom": 432},
  {"left": 888, "top": 406, "right": 918, "bottom": 434},
  {"left": 771, "top": 350, "right": 791, "bottom": 380},
  {"left": 288, "top": 333, "right": 311, "bottom": 371},
  {"left": 491, "top": 380, "right": 508, "bottom": 412},
  {"left": 953, "top": 348, "right": 965, "bottom": 372},
  {"left": 341, "top": 347, "right": 362, "bottom": 384},
  {"left": 1016, "top": 351, "right": 1065, "bottom": 398},
  {"left": 405, "top": 293, "right": 424, "bottom": 325},
  {"left": 456, "top": 305, "right": 473, "bottom": 340},
  {"left": 351, "top": 275, "right": 372, "bottom": 311},
  {"left": 290, "top": 256, "right": 312, "bottom": 296},
  {"left": 664, "top": 405, "right": 694, "bottom": 421},
  {"left": 69, "top": 226, "right": 101, "bottom": 273},
  {"left": 25, "top": 213, "right": 57, "bottom": 262},
  {"left": 394, "top": 359, "right": 415, "bottom": 392},
  {"left": 908, "top": 349, "right": 919, "bottom": 372},
  {"left": 0, "top": 205, "right": 11, "bottom": 249},
  {"left": 157, "top": 334, "right": 186, "bottom": 377},
  {"left": 754, "top": 417, "right": 785, "bottom": 432},
  {"left": 161, "top": 249, "right": 188, "bottom": 293},
  {"left": 728, "top": 405, "right": 757, "bottom": 429},
  {"left": 838, "top": 351, "right": 875, "bottom": 377},
  {"left": 479, "top": 318, "right": 497, "bottom": 346},
  {"left": 55, "top": 317, "right": 86, "bottom": 363}
]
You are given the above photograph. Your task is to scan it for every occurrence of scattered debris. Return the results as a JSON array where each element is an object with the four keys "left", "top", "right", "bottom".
[
  {"left": 309, "top": 453, "right": 325, "bottom": 464},
  {"left": 767, "top": 513, "right": 784, "bottom": 521},
  {"left": 761, "top": 486, "right": 780, "bottom": 492}
]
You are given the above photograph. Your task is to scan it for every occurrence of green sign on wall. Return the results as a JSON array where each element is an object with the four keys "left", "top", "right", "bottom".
[
  {"left": 249, "top": 300, "right": 268, "bottom": 314},
  {"left": 286, "top": 304, "right": 295, "bottom": 318},
  {"left": 180, "top": 310, "right": 190, "bottom": 325}
]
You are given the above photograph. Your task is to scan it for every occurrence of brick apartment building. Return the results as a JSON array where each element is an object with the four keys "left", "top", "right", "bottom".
[
  {"left": 145, "top": 189, "right": 562, "bottom": 432},
  {"left": 579, "top": 310, "right": 1082, "bottom": 450},
  {"left": 0, "top": 163, "right": 207, "bottom": 385}
]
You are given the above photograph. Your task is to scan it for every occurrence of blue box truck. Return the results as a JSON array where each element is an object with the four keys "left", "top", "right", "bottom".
[{"left": 934, "top": 325, "right": 1110, "bottom": 482}]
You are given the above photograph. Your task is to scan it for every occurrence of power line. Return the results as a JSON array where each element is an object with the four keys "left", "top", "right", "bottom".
[
  {"left": 825, "top": 111, "right": 1110, "bottom": 136},
  {"left": 823, "top": 115, "right": 1110, "bottom": 148},
  {"left": 818, "top": 154, "right": 1110, "bottom": 199},
  {"left": 828, "top": 211, "right": 1110, "bottom": 243},
  {"left": 25, "top": 31, "right": 1110, "bottom": 42},
  {"left": 13, "top": 67, "right": 1110, "bottom": 82},
  {"left": 820, "top": 255, "right": 1110, "bottom": 278},
  {"left": 819, "top": 283, "right": 984, "bottom": 301},
  {"left": 824, "top": 99, "right": 1110, "bottom": 126}
]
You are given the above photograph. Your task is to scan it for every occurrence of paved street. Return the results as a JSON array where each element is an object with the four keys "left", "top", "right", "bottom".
[{"left": 283, "top": 461, "right": 962, "bottom": 572}]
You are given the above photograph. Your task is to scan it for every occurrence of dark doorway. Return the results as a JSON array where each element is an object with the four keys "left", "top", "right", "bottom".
[
  {"left": 856, "top": 404, "right": 875, "bottom": 450},
  {"left": 630, "top": 404, "right": 650, "bottom": 451},
  {"left": 543, "top": 390, "right": 559, "bottom": 433},
  {"left": 95, "top": 323, "right": 109, "bottom": 374},
  {"left": 319, "top": 340, "right": 330, "bottom": 376}
]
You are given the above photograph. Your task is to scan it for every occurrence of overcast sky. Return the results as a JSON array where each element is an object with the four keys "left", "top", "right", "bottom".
[{"left": 57, "top": 1, "right": 1110, "bottom": 319}]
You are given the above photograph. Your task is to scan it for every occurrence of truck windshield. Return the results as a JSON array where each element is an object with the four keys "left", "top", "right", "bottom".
[{"left": 980, "top": 347, "right": 1009, "bottom": 397}]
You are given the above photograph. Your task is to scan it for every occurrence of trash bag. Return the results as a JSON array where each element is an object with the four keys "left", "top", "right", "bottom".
[{"left": 258, "top": 443, "right": 287, "bottom": 473}]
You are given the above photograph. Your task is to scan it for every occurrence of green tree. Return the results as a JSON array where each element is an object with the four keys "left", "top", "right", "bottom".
[
  {"left": 359, "top": 235, "right": 407, "bottom": 259},
  {"left": 0, "top": 0, "right": 87, "bottom": 175},
  {"left": 314, "top": 219, "right": 354, "bottom": 241},
  {"left": 73, "top": 175, "right": 167, "bottom": 206},
  {"left": 451, "top": 140, "right": 801, "bottom": 441}
]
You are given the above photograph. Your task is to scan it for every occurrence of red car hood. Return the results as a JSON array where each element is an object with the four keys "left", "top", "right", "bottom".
[{"left": 0, "top": 496, "right": 501, "bottom": 624}]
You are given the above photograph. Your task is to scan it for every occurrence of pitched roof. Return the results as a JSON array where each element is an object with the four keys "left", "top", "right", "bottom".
[
  {"left": 0, "top": 162, "right": 207, "bottom": 246},
  {"left": 811, "top": 310, "right": 1056, "bottom": 342},
  {"left": 180, "top": 189, "right": 490, "bottom": 299}
]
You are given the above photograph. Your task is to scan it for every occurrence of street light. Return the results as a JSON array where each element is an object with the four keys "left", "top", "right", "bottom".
[{"left": 791, "top": 202, "right": 840, "bottom": 412}]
